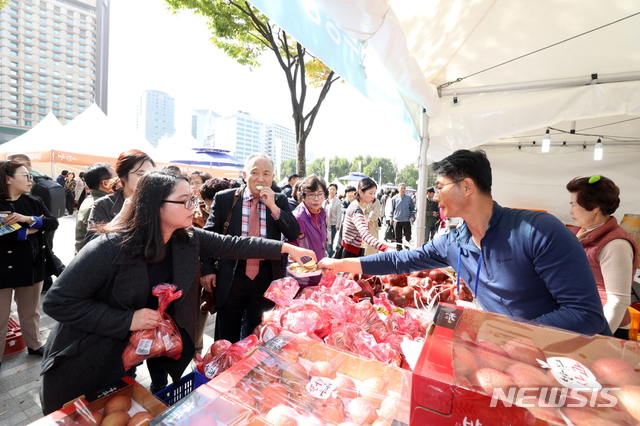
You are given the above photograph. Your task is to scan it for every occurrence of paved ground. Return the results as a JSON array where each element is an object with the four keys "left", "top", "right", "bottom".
[{"left": 0, "top": 215, "right": 407, "bottom": 426}]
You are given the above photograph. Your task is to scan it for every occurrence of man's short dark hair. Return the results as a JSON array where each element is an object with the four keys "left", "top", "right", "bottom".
[
  {"left": 61, "top": 170, "right": 69, "bottom": 175},
  {"left": 84, "top": 162, "right": 113, "bottom": 190},
  {"left": 433, "top": 149, "right": 492, "bottom": 195},
  {"left": 427, "top": 187, "right": 435, "bottom": 194},
  {"left": 344, "top": 185, "right": 356, "bottom": 193},
  {"left": 288, "top": 173, "right": 300, "bottom": 182}
]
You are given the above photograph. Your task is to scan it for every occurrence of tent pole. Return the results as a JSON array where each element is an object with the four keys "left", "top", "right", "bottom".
[
  {"left": 415, "top": 108, "right": 429, "bottom": 247},
  {"left": 440, "top": 71, "right": 640, "bottom": 97}
]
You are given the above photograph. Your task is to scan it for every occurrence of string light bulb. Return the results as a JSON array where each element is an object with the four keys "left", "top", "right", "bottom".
[
  {"left": 541, "top": 129, "right": 551, "bottom": 153},
  {"left": 594, "top": 138, "right": 603, "bottom": 161}
]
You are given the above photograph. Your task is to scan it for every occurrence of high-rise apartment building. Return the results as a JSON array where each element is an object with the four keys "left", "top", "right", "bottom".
[
  {"left": 0, "top": 0, "right": 109, "bottom": 143},
  {"left": 191, "top": 109, "right": 219, "bottom": 147},
  {"left": 136, "top": 89, "right": 175, "bottom": 147},
  {"left": 215, "top": 110, "right": 263, "bottom": 162},
  {"left": 264, "top": 122, "right": 296, "bottom": 169}
]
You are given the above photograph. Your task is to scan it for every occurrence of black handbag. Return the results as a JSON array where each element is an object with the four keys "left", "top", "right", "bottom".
[
  {"left": 200, "top": 186, "right": 244, "bottom": 314},
  {"left": 384, "top": 224, "right": 395, "bottom": 242}
]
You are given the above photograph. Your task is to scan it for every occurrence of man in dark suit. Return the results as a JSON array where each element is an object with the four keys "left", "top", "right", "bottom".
[
  {"left": 425, "top": 187, "right": 440, "bottom": 241},
  {"left": 56, "top": 170, "right": 68, "bottom": 187},
  {"left": 201, "top": 154, "right": 300, "bottom": 342}
]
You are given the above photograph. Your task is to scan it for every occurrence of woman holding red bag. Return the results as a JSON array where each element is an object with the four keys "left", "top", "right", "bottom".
[{"left": 40, "top": 169, "right": 315, "bottom": 415}]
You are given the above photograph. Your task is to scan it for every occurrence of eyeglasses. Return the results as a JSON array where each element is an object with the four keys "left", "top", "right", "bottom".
[
  {"left": 304, "top": 192, "right": 326, "bottom": 200},
  {"left": 434, "top": 179, "right": 463, "bottom": 195},
  {"left": 162, "top": 195, "right": 198, "bottom": 209},
  {"left": 15, "top": 173, "right": 34, "bottom": 181}
]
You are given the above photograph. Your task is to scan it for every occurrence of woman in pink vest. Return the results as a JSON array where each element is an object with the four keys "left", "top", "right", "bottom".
[{"left": 567, "top": 175, "right": 638, "bottom": 339}]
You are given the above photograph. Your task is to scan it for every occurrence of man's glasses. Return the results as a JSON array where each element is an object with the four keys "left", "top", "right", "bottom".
[
  {"left": 304, "top": 192, "right": 326, "bottom": 200},
  {"left": 15, "top": 173, "right": 34, "bottom": 182},
  {"left": 434, "top": 179, "right": 463, "bottom": 195},
  {"left": 162, "top": 195, "right": 198, "bottom": 209}
]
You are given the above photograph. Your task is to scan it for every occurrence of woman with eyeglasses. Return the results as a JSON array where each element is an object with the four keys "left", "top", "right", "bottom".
[
  {"left": 336, "top": 177, "right": 388, "bottom": 258},
  {"left": 86, "top": 149, "right": 155, "bottom": 240},
  {"left": 0, "top": 160, "right": 59, "bottom": 365},
  {"left": 287, "top": 175, "right": 328, "bottom": 286},
  {"left": 39, "top": 169, "right": 315, "bottom": 414}
]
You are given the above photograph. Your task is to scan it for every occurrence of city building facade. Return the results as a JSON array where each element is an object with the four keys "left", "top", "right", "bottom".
[
  {"left": 264, "top": 122, "right": 296, "bottom": 171},
  {"left": 215, "top": 110, "right": 262, "bottom": 162},
  {"left": 191, "top": 108, "right": 219, "bottom": 147},
  {"left": 0, "top": 0, "right": 108, "bottom": 143},
  {"left": 136, "top": 89, "right": 175, "bottom": 147}
]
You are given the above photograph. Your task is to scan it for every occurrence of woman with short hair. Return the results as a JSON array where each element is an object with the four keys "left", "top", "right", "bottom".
[
  {"left": 288, "top": 175, "right": 328, "bottom": 286},
  {"left": 567, "top": 175, "right": 638, "bottom": 339}
]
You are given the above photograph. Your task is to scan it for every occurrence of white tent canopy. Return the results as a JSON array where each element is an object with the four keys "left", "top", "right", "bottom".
[
  {"left": 60, "top": 103, "right": 158, "bottom": 158},
  {"left": 253, "top": 0, "right": 640, "bottom": 244},
  {"left": 0, "top": 111, "right": 64, "bottom": 155}
]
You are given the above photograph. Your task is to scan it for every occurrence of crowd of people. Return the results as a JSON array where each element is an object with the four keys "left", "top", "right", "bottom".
[{"left": 0, "top": 148, "right": 637, "bottom": 416}]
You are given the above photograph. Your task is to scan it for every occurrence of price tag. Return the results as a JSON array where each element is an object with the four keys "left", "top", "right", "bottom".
[
  {"left": 538, "top": 357, "right": 601, "bottom": 389},
  {"left": 135, "top": 339, "right": 152, "bottom": 355},
  {"left": 163, "top": 334, "right": 172, "bottom": 350},
  {"left": 306, "top": 376, "right": 337, "bottom": 399}
]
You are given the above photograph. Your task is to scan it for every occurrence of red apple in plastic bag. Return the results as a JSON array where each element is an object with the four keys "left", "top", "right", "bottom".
[
  {"left": 348, "top": 397, "right": 378, "bottom": 424},
  {"left": 333, "top": 375, "right": 358, "bottom": 400},
  {"left": 258, "top": 382, "right": 290, "bottom": 413},
  {"left": 312, "top": 396, "right": 345, "bottom": 425},
  {"left": 592, "top": 357, "right": 640, "bottom": 387}
]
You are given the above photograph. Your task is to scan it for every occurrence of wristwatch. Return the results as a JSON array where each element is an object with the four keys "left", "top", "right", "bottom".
[{"left": 29, "top": 216, "right": 37, "bottom": 227}]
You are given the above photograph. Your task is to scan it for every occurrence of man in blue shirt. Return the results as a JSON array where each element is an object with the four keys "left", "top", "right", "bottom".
[
  {"left": 56, "top": 170, "right": 68, "bottom": 188},
  {"left": 319, "top": 150, "right": 609, "bottom": 336},
  {"left": 390, "top": 183, "right": 415, "bottom": 251}
]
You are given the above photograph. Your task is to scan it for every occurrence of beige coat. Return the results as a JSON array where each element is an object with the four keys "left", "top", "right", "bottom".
[{"left": 363, "top": 198, "right": 382, "bottom": 255}]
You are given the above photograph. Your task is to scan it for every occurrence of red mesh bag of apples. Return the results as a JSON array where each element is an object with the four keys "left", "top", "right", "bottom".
[{"left": 122, "top": 284, "right": 183, "bottom": 370}]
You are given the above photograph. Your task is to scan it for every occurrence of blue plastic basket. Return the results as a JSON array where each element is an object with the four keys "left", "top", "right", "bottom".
[{"left": 154, "top": 369, "right": 209, "bottom": 406}]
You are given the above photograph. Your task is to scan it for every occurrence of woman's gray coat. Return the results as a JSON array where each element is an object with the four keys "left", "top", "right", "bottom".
[{"left": 40, "top": 227, "right": 282, "bottom": 414}]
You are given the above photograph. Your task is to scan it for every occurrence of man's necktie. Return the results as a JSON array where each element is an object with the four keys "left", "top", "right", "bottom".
[{"left": 246, "top": 197, "right": 260, "bottom": 280}]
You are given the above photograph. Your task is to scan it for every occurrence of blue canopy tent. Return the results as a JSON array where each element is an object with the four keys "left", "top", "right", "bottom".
[
  {"left": 338, "top": 172, "right": 369, "bottom": 191},
  {"left": 170, "top": 148, "right": 243, "bottom": 168},
  {"left": 337, "top": 172, "right": 368, "bottom": 181}
]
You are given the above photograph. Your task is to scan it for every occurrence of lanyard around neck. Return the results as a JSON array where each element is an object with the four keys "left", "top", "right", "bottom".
[{"left": 456, "top": 248, "right": 483, "bottom": 297}]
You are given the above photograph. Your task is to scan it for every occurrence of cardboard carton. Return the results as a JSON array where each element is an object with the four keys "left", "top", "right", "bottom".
[
  {"left": 28, "top": 377, "right": 167, "bottom": 426},
  {"left": 411, "top": 303, "right": 640, "bottom": 425}
]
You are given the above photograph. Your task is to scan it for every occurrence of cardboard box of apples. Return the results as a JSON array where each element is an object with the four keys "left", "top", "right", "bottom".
[
  {"left": 28, "top": 377, "right": 167, "bottom": 426},
  {"left": 153, "top": 331, "right": 412, "bottom": 426},
  {"left": 412, "top": 303, "right": 640, "bottom": 425}
]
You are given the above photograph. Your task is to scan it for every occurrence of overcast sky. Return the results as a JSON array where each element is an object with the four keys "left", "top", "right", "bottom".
[{"left": 106, "top": 0, "right": 419, "bottom": 168}]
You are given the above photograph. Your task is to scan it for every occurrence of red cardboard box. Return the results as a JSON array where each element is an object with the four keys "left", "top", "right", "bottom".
[
  {"left": 411, "top": 303, "right": 640, "bottom": 425},
  {"left": 3, "top": 317, "right": 27, "bottom": 357}
]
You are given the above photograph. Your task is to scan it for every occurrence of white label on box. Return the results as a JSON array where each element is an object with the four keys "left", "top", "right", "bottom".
[
  {"left": 538, "top": 357, "right": 602, "bottom": 389},
  {"left": 135, "top": 339, "right": 153, "bottom": 355},
  {"left": 306, "top": 377, "right": 337, "bottom": 399}
]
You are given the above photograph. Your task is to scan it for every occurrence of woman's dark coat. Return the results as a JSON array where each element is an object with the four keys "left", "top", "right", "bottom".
[
  {"left": 0, "top": 194, "right": 59, "bottom": 289},
  {"left": 40, "top": 227, "right": 282, "bottom": 414}
]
